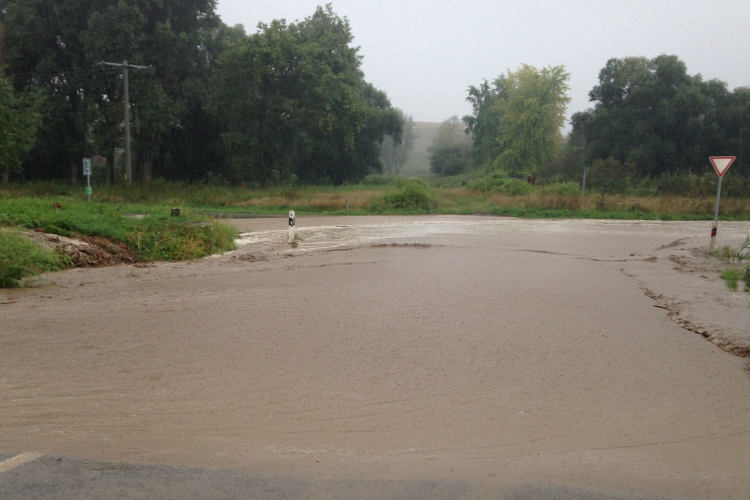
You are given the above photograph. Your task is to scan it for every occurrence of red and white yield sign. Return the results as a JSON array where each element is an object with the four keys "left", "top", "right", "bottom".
[{"left": 710, "top": 156, "right": 736, "bottom": 177}]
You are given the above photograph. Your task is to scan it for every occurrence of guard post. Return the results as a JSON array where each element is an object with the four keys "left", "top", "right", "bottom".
[{"left": 288, "top": 210, "right": 296, "bottom": 244}]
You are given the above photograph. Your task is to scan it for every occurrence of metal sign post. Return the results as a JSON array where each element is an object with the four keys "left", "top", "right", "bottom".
[
  {"left": 83, "top": 158, "right": 92, "bottom": 202},
  {"left": 708, "top": 156, "right": 736, "bottom": 253},
  {"left": 288, "top": 210, "right": 296, "bottom": 244}
]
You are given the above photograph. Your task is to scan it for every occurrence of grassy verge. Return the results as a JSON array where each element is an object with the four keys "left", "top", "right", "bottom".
[
  {"left": 0, "top": 196, "right": 237, "bottom": 286},
  {"left": 2, "top": 180, "right": 749, "bottom": 286},
  {"left": 4, "top": 180, "right": 750, "bottom": 220},
  {"left": 0, "top": 229, "right": 72, "bottom": 287}
]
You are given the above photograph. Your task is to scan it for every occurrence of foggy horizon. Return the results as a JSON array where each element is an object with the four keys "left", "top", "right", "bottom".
[{"left": 216, "top": 0, "right": 750, "bottom": 128}]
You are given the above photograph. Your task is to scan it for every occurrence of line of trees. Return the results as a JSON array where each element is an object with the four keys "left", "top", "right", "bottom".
[
  {"left": 0, "top": 1, "right": 403, "bottom": 185},
  {"left": 569, "top": 54, "right": 749, "bottom": 179},
  {"left": 460, "top": 56, "right": 748, "bottom": 183}
]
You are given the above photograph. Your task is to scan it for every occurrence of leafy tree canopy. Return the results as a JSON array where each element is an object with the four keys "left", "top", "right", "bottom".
[
  {"left": 0, "top": 70, "right": 44, "bottom": 183},
  {"left": 463, "top": 64, "right": 570, "bottom": 175},
  {"left": 210, "top": 5, "right": 402, "bottom": 186},
  {"left": 571, "top": 54, "right": 749, "bottom": 178}
]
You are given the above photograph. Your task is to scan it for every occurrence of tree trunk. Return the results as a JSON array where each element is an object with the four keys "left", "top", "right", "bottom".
[
  {"left": 2, "top": 169, "right": 9, "bottom": 185},
  {"left": 70, "top": 161, "right": 78, "bottom": 186},
  {"left": 142, "top": 158, "right": 152, "bottom": 185},
  {"left": 105, "top": 153, "right": 115, "bottom": 185}
]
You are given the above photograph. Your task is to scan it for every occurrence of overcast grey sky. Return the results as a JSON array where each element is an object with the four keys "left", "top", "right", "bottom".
[{"left": 216, "top": 0, "right": 750, "bottom": 127}]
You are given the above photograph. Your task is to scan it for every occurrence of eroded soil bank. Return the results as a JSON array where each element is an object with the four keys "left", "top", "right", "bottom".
[{"left": 2, "top": 216, "right": 749, "bottom": 499}]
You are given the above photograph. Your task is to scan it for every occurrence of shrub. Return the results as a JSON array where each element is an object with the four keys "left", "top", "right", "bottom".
[
  {"left": 468, "top": 173, "right": 509, "bottom": 192},
  {"left": 373, "top": 179, "right": 437, "bottom": 211},
  {"left": 430, "top": 146, "right": 469, "bottom": 176},
  {"left": 468, "top": 173, "right": 533, "bottom": 196},
  {"left": 500, "top": 178, "right": 534, "bottom": 196},
  {"left": 587, "top": 157, "right": 636, "bottom": 193}
]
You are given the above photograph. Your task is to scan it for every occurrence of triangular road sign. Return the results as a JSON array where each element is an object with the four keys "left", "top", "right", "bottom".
[{"left": 710, "top": 156, "right": 735, "bottom": 177}]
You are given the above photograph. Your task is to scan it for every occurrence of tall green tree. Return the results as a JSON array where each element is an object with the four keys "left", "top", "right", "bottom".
[
  {"left": 463, "top": 65, "right": 570, "bottom": 175},
  {"left": 0, "top": 0, "right": 221, "bottom": 184},
  {"left": 0, "top": 70, "right": 44, "bottom": 183},
  {"left": 571, "top": 54, "right": 748, "bottom": 178},
  {"left": 493, "top": 64, "right": 570, "bottom": 174},
  {"left": 0, "top": 0, "right": 96, "bottom": 183},
  {"left": 211, "top": 5, "right": 402, "bottom": 185},
  {"left": 463, "top": 77, "right": 505, "bottom": 169},
  {"left": 210, "top": 20, "right": 298, "bottom": 185},
  {"left": 290, "top": 5, "right": 401, "bottom": 184}
]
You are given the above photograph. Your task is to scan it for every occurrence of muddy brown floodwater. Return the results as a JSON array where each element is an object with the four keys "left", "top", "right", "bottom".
[{"left": 2, "top": 215, "right": 750, "bottom": 499}]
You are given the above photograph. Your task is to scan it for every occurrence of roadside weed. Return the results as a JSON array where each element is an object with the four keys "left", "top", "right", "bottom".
[{"left": 0, "top": 229, "right": 71, "bottom": 287}]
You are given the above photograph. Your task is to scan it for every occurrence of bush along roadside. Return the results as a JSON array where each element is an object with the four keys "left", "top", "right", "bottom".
[
  {"left": 369, "top": 179, "right": 437, "bottom": 213},
  {"left": 0, "top": 198, "right": 238, "bottom": 287}
]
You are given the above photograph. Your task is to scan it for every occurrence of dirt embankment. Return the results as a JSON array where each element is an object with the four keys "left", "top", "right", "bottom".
[{"left": 26, "top": 230, "right": 137, "bottom": 268}]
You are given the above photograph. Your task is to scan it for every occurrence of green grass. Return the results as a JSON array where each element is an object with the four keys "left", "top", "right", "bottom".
[
  {"left": 718, "top": 237, "right": 750, "bottom": 263},
  {"left": 4, "top": 179, "right": 749, "bottom": 288},
  {"left": 4, "top": 180, "right": 750, "bottom": 220},
  {"left": 720, "top": 269, "right": 742, "bottom": 291},
  {"left": 0, "top": 196, "right": 237, "bottom": 267},
  {"left": 0, "top": 229, "right": 72, "bottom": 287},
  {"left": 715, "top": 237, "right": 750, "bottom": 294}
]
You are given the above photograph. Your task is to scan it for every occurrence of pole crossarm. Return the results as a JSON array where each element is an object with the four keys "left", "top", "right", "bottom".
[{"left": 100, "top": 61, "right": 150, "bottom": 70}]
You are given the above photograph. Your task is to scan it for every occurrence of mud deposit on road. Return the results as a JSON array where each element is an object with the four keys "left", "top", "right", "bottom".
[{"left": 2, "top": 216, "right": 750, "bottom": 499}]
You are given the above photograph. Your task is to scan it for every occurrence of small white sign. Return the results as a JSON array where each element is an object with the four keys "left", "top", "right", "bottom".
[
  {"left": 288, "top": 210, "right": 296, "bottom": 227},
  {"left": 83, "top": 158, "right": 92, "bottom": 176}
]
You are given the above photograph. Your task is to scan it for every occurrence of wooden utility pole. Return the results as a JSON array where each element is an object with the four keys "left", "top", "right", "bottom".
[{"left": 101, "top": 61, "right": 148, "bottom": 186}]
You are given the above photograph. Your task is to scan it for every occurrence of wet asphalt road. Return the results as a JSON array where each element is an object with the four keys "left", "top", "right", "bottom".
[
  {"left": 4, "top": 217, "right": 749, "bottom": 498},
  {"left": 0, "top": 453, "right": 672, "bottom": 500}
]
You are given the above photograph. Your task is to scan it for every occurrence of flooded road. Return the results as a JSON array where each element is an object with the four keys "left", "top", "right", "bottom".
[{"left": 2, "top": 216, "right": 749, "bottom": 499}]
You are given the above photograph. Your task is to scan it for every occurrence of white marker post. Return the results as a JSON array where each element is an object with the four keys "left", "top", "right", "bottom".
[
  {"left": 288, "top": 210, "right": 296, "bottom": 244},
  {"left": 83, "top": 158, "right": 92, "bottom": 202},
  {"left": 708, "top": 156, "right": 736, "bottom": 253}
]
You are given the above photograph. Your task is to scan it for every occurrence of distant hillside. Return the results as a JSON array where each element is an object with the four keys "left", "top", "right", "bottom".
[{"left": 400, "top": 121, "right": 440, "bottom": 175}]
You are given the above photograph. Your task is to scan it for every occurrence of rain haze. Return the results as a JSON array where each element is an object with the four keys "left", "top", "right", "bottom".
[{"left": 217, "top": 0, "right": 750, "bottom": 128}]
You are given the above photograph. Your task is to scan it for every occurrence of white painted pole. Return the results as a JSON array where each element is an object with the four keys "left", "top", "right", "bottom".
[
  {"left": 709, "top": 175, "right": 723, "bottom": 253},
  {"left": 288, "top": 210, "right": 296, "bottom": 244}
]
